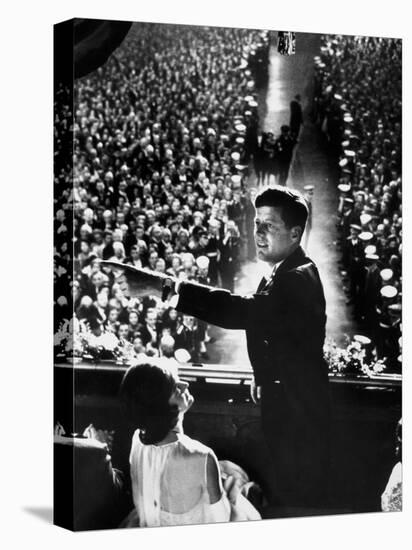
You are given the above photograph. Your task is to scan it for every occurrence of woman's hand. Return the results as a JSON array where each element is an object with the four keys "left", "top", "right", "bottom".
[{"left": 100, "top": 261, "right": 171, "bottom": 299}]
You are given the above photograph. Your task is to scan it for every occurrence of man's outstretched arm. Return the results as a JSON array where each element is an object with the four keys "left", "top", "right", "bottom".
[{"left": 100, "top": 261, "right": 251, "bottom": 329}]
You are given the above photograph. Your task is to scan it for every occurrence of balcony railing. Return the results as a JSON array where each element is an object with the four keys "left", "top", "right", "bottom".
[{"left": 55, "top": 360, "right": 402, "bottom": 388}]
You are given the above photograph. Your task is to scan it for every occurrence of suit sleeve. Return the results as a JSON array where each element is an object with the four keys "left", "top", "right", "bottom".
[
  {"left": 176, "top": 281, "right": 252, "bottom": 329},
  {"left": 175, "top": 275, "right": 311, "bottom": 331}
]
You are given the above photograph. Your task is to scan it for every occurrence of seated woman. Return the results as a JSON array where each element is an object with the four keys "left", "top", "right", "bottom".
[{"left": 120, "top": 360, "right": 260, "bottom": 527}]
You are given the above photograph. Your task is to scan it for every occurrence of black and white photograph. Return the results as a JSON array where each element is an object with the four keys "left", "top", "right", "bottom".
[
  {"left": 4, "top": 1, "right": 410, "bottom": 548},
  {"left": 52, "top": 17, "right": 403, "bottom": 531}
]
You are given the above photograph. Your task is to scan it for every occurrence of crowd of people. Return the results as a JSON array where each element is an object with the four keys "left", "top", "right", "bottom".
[
  {"left": 314, "top": 35, "right": 402, "bottom": 370},
  {"left": 54, "top": 28, "right": 403, "bottom": 371},
  {"left": 54, "top": 23, "right": 270, "bottom": 362}
]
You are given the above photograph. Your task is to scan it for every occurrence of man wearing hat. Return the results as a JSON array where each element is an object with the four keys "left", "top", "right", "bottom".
[
  {"left": 339, "top": 197, "right": 354, "bottom": 240},
  {"left": 337, "top": 183, "right": 351, "bottom": 215},
  {"left": 376, "top": 286, "right": 400, "bottom": 369},
  {"left": 346, "top": 224, "right": 365, "bottom": 315},
  {"left": 363, "top": 252, "right": 381, "bottom": 329},
  {"left": 102, "top": 185, "right": 330, "bottom": 516},
  {"left": 194, "top": 229, "right": 219, "bottom": 286}
]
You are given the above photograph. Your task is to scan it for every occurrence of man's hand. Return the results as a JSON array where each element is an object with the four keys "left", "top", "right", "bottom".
[
  {"left": 223, "top": 474, "right": 261, "bottom": 521},
  {"left": 223, "top": 475, "right": 243, "bottom": 521},
  {"left": 250, "top": 378, "right": 261, "bottom": 404},
  {"left": 100, "top": 261, "right": 171, "bottom": 299},
  {"left": 83, "top": 423, "right": 115, "bottom": 452}
]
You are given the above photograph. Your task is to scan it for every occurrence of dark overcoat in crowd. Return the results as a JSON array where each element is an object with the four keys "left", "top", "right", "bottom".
[
  {"left": 345, "top": 236, "right": 365, "bottom": 305},
  {"left": 176, "top": 246, "right": 330, "bottom": 509},
  {"left": 289, "top": 99, "right": 303, "bottom": 138},
  {"left": 363, "top": 262, "right": 381, "bottom": 326},
  {"left": 138, "top": 323, "right": 160, "bottom": 347},
  {"left": 275, "top": 133, "right": 296, "bottom": 186}
]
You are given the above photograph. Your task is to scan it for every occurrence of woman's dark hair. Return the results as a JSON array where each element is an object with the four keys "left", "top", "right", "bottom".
[
  {"left": 120, "top": 363, "right": 179, "bottom": 445},
  {"left": 255, "top": 185, "right": 308, "bottom": 234}
]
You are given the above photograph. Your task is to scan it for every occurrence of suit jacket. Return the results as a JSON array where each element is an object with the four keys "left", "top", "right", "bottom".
[
  {"left": 176, "top": 246, "right": 329, "bottom": 423},
  {"left": 138, "top": 323, "right": 160, "bottom": 347}
]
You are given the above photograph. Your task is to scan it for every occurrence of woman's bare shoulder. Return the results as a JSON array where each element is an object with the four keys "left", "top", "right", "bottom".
[{"left": 177, "top": 434, "right": 212, "bottom": 457}]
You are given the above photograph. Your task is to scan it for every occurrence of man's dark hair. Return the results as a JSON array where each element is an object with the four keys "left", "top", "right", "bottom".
[{"left": 254, "top": 185, "right": 308, "bottom": 234}]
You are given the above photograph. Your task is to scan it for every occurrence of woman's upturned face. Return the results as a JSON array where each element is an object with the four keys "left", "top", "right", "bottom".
[{"left": 168, "top": 377, "right": 193, "bottom": 414}]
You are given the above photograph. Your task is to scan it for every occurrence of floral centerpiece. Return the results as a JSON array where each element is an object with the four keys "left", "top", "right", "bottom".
[
  {"left": 55, "top": 316, "right": 121, "bottom": 363},
  {"left": 324, "top": 336, "right": 387, "bottom": 378}
]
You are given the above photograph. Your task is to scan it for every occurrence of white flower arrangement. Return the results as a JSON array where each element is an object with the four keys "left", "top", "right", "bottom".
[
  {"left": 54, "top": 316, "right": 120, "bottom": 360},
  {"left": 324, "top": 336, "right": 387, "bottom": 377}
]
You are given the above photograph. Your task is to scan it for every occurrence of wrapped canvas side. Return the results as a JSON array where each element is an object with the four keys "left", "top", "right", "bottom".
[{"left": 54, "top": 18, "right": 76, "bottom": 531}]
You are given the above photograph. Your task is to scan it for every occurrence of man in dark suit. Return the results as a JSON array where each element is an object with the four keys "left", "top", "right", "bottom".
[
  {"left": 275, "top": 125, "right": 297, "bottom": 186},
  {"left": 174, "top": 313, "right": 203, "bottom": 362},
  {"left": 289, "top": 94, "right": 303, "bottom": 139},
  {"left": 102, "top": 186, "right": 330, "bottom": 514}
]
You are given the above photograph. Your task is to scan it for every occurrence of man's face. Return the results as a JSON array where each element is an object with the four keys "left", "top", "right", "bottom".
[
  {"left": 183, "top": 315, "right": 195, "bottom": 329},
  {"left": 199, "top": 234, "right": 209, "bottom": 247},
  {"left": 152, "top": 226, "right": 162, "bottom": 240},
  {"left": 149, "top": 252, "right": 158, "bottom": 266},
  {"left": 108, "top": 309, "right": 119, "bottom": 322},
  {"left": 133, "top": 338, "right": 144, "bottom": 353},
  {"left": 92, "top": 273, "right": 103, "bottom": 287},
  {"left": 93, "top": 232, "right": 103, "bottom": 244},
  {"left": 146, "top": 311, "right": 157, "bottom": 328},
  {"left": 155, "top": 259, "right": 166, "bottom": 273},
  {"left": 90, "top": 260, "right": 100, "bottom": 273},
  {"left": 254, "top": 206, "right": 299, "bottom": 266},
  {"left": 129, "top": 311, "right": 139, "bottom": 325},
  {"left": 118, "top": 325, "right": 129, "bottom": 338},
  {"left": 97, "top": 292, "right": 108, "bottom": 308},
  {"left": 135, "top": 226, "right": 145, "bottom": 239}
]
